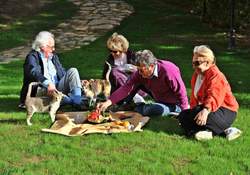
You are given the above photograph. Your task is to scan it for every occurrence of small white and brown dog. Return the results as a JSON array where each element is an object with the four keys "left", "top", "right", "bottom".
[
  {"left": 81, "top": 61, "right": 112, "bottom": 107},
  {"left": 25, "top": 82, "right": 65, "bottom": 126}
]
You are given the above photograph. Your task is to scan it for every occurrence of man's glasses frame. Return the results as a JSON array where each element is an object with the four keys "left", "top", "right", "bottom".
[{"left": 46, "top": 45, "right": 55, "bottom": 50}]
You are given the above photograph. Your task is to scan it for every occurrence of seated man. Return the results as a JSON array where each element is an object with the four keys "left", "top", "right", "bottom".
[
  {"left": 97, "top": 49, "right": 189, "bottom": 116},
  {"left": 19, "top": 31, "right": 82, "bottom": 109}
]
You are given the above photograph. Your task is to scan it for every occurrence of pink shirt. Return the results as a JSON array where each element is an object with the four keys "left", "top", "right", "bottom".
[{"left": 109, "top": 60, "right": 189, "bottom": 110}]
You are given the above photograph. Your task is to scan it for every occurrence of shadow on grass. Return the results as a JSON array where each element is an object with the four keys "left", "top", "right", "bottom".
[
  {"left": 0, "top": 118, "right": 26, "bottom": 124},
  {"left": 144, "top": 116, "right": 184, "bottom": 136},
  {"left": 0, "top": 96, "right": 86, "bottom": 113},
  {"left": 0, "top": 97, "right": 22, "bottom": 112}
]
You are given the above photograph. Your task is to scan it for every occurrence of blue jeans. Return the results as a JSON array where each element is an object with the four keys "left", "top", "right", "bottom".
[
  {"left": 135, "top": 102, "right": 181, "bottom": 116},
  {"left": 57, "top": 68, "right": 82, "bottom": 105}
]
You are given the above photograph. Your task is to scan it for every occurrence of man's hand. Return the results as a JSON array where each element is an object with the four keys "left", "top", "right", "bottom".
[
  {"left": 47, "top": 83, "right": 57, "bottom": 96},
  {"left": 96, "top": 100, "right": 112, "bottom": 112},
  {"left": 125, "top": 64, "right": 137, "bottom": 72},
  {"left": 194, "top": 108, "right": 210, "bottom": 126}
]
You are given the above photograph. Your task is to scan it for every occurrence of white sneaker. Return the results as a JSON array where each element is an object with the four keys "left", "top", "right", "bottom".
[
  {"left": 168, "top": 112, "right": 180, "bottom": 116},
  {"left": 195, "top": 131, "right": 213, "bottom": 141},
  {"left": 168, "top": 112, "right": 180, "bottom": 119},
  {"left": 133, "top": 94, "right": 145, "bottom": 104},
  {"left": 225, "top": 127, "right": 242, "bottom": 141}
]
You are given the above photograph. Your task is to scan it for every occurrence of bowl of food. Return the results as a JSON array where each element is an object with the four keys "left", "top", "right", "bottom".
[{"left": 87, "top": 109, "right": 111, "bottom": 123}]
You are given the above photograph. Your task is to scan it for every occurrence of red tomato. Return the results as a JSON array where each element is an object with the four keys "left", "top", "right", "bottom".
[{"left": 88, "top": 109, "right": 100, "bottom": 121}]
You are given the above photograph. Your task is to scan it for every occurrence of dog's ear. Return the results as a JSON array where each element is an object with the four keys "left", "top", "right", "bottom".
[
  {"left": 89, "top": 79, "right": 95, "bottom": 83},
  {"left": 54, "top": 89, "right": 60, "bottom": 95},
  {"left": 56, "top": 90, "right": 64, "bottom": 95},
  {"left": 61, "top": 93, "right": 67, "bottom": 97},
  {"left": 81, "top": 80, "right": 88, "bottom": 85}
]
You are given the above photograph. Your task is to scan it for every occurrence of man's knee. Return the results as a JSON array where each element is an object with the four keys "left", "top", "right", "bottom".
[
  {"left": 67, "top": 68, "right": 79, "bottom": 76},
  {"left": 135, "top": 103, "right": 165, "bottom": 116}
]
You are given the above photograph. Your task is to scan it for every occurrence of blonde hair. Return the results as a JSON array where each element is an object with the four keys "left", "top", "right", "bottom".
[
  {"left": 193, "top": 45, "right": 215, "bottom": 64},
  {"left": 32, "top": 31, "right": 54, "bottom": 51},
  {"left": 107, "top": 32, "right": 129, "bottom": 52}
]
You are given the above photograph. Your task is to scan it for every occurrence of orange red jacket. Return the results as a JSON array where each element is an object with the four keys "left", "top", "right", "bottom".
[{"left": 190, "top": 65, "right": 239, "bottom": 112}]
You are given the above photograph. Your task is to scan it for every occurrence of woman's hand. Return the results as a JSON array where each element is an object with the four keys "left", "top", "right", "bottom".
[
  {"left": 96, "top": 100, "right": 112, "bottom": 112},
  {"left": 125, "top": 64, "right": 137, "bottom": 72},
  {"left": 194, "top": 108, "right": 210, "bottom": 126}
]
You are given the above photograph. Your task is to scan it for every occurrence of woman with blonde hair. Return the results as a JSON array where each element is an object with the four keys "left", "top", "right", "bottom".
[
  {"left": 102, "top": 32, "right": 145, "bottom": 105},
  {"left": 178, "top": 45, "right": 242, "bottom": 141}
]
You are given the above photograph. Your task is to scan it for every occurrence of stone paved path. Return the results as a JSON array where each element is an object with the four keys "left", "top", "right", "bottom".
[{"left": 0, "top": 0, "right": 133, "bottom": 63}]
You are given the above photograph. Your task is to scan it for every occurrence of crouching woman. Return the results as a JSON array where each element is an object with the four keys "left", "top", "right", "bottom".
[{"left": 178, "top": 45, "right": 241, "bottom": 141}]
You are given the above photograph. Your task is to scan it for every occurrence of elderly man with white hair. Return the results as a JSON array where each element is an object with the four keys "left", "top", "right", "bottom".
[
  {"left": 19, "top": 31, "right": 83, "bottom": 109},
  {"left": 97, "top": 49, "right": 189, "bottom": 116}
]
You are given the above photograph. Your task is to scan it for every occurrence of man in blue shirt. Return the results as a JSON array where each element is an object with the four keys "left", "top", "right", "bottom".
[{"left": 19, "top": 31, "right": 82, "bottom": 109}]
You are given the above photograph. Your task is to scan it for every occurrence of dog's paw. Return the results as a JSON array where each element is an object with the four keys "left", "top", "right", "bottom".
[
  {"left": 27, "top": 120, "right": 32, "bottom": 126},
  {"left": 51, "top": 116, "right": 56, "bottom": 123}
]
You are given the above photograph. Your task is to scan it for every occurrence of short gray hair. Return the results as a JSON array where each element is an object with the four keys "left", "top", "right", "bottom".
[
  {"left": 32, "top": 31, "right": 54, "bottom": 51},
  {"left": 135, "top": 50, "right": 157, "bottom": 67}
]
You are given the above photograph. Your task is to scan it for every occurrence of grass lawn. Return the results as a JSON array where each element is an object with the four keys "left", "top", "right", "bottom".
[
  {"left": 0, "top": 0, "right": 78, "bottom": 51},
  {"left": 0, "top": 0, "right": 250, "bottom": 174}
]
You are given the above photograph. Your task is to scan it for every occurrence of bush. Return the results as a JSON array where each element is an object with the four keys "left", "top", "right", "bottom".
[{"left": 193, "top": 0, "right": 250, "bottom": 32}]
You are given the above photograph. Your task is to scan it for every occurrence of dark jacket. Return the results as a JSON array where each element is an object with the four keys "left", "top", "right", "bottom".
[
  {"left": 102, "top": 49, "right": 136, "bottom": 92},
  {"left": 19, "top": 50, "right": 65, "bottom": 103}
]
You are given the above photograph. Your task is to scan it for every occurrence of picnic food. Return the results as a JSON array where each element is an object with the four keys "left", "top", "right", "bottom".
[
  {"left": 87, "top": 109, "right": 111, "bottom": 123},
  {"left": 114, "top": 121, "right": 130, "bottom": 127}
]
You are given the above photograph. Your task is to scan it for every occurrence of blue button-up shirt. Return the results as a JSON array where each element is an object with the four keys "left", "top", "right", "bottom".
[{"left": 39, "top": 52, "right": 59, "bottom": 87}]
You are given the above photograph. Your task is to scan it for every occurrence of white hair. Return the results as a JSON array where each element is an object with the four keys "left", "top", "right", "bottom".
[
  {"left": 32, "top": 31, "right": 54, "bottom": 51},
  {"left": 193, "top": 45, "right": 215, "bottom": 63}
]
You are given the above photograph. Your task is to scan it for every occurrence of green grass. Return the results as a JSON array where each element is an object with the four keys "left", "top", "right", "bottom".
[
  {"left": 0, "top": 0, "right": 250, "bottom": 174},
  {"left": 0, "top": 0, "right": 78, "bottom": 51}
]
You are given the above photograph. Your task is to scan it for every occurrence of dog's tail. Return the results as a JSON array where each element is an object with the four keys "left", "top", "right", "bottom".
[
  {"left": 105, "top": 61, "right": 112, "bottom": 82},
  {"left": 25, "top": 82, "right": 41, "bottom": 101}
]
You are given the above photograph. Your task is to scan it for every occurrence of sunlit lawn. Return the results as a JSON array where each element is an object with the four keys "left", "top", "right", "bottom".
[{"left": 0, "top": 0, "right": 250, "bottom": 174}]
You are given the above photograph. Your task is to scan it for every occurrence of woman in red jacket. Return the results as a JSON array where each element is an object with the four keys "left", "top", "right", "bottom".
[{"left": 178, "top": 45, "right": 242, "bottom": 141}]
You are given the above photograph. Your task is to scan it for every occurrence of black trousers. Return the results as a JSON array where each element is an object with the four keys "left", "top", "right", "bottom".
[{"left": 178, "top": 105, "right": 237, "bottom": 136}]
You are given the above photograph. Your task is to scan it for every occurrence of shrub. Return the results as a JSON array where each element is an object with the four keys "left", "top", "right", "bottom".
[{"left": 193, "top": 0, "right": 250, "bottom": 32}]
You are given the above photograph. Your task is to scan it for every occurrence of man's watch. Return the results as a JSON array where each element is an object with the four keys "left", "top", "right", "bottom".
[{"left": 204, "top": 107, "right": 211, "bottom": 113}]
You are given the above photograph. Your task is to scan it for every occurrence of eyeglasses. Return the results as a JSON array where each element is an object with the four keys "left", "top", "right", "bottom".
[
  {"left": 137, "top": 64, "right": 152, "bottom": 73},
  {"left": 192, "top": 60, "right": 206, "bottom": 67},
  {"left": 46, "top": 45, "right": 55, "bottom": 50},
  {"left": 109, "top": 49, "right": 120, "bottom": 54},
  {"left": 137, "top": 66, "right": 147, "bottom": 73}
]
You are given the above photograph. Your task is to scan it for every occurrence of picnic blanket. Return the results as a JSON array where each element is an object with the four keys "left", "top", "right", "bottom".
[{"left": 42, "top": 111, "right": 150, "bottom": 136}]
